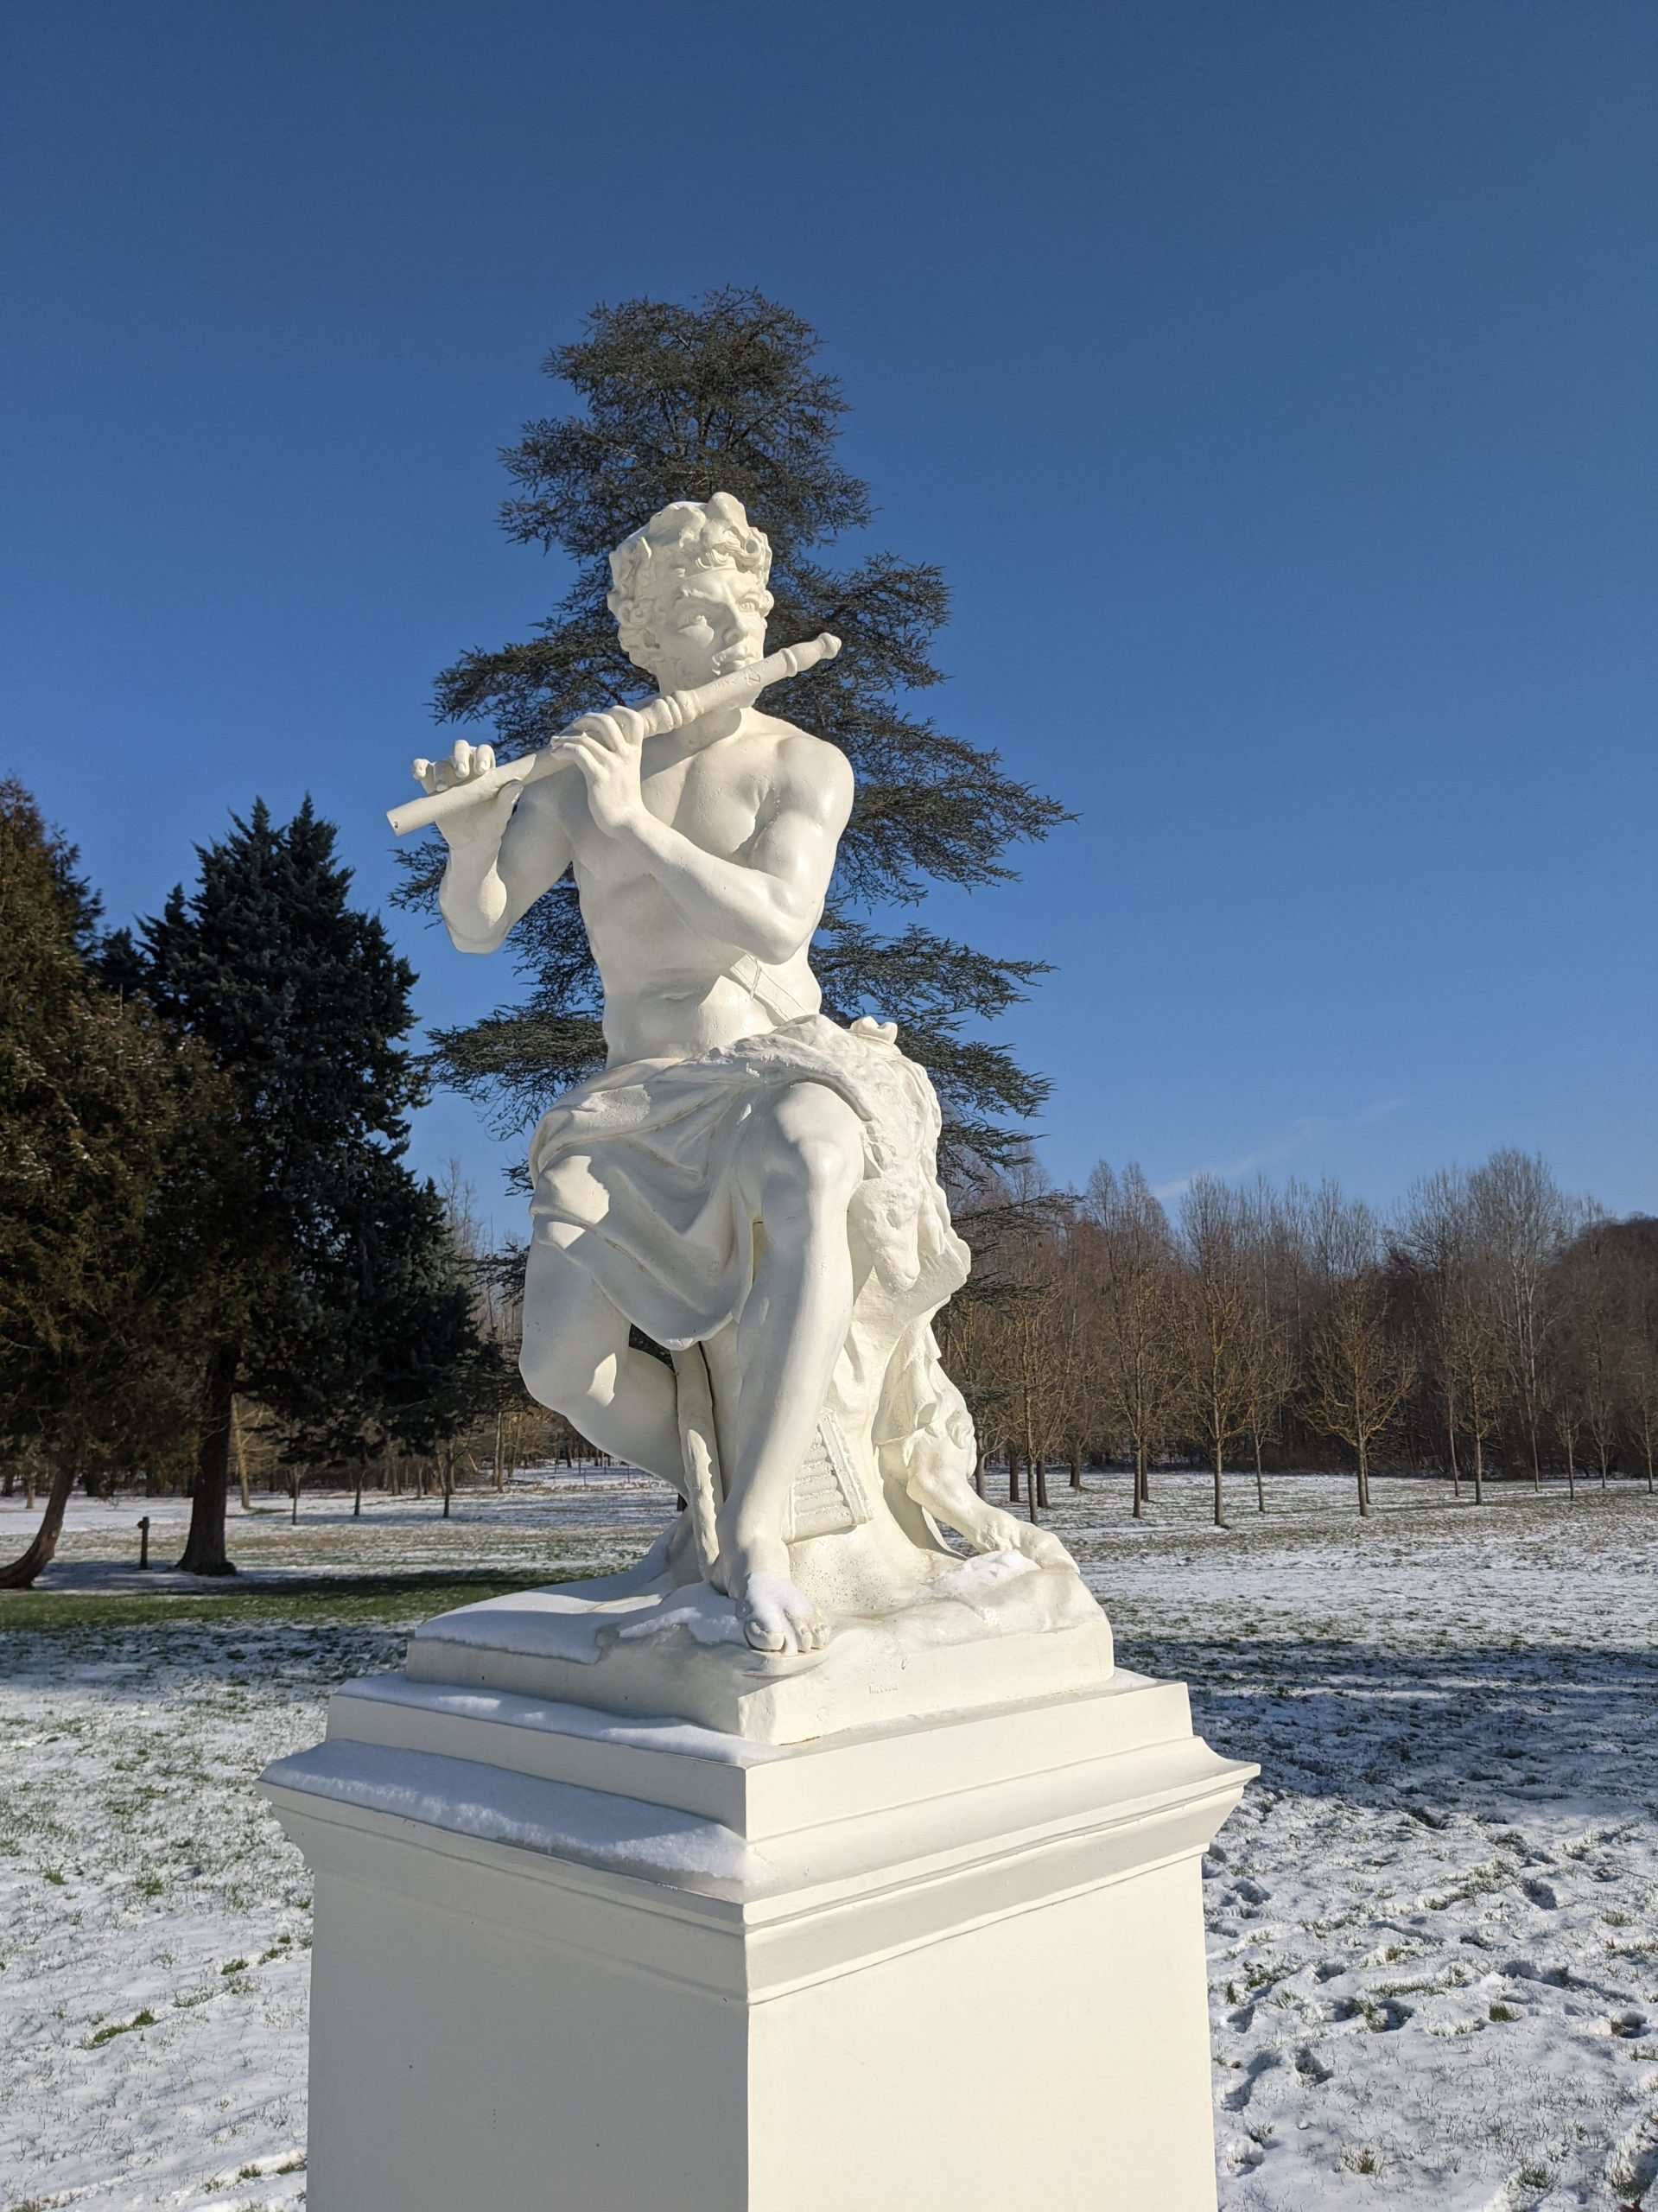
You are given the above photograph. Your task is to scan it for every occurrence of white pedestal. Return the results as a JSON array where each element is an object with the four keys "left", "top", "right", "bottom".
[{"left": 262, "top": 1665, "right": 1254, "bottom": 2211}]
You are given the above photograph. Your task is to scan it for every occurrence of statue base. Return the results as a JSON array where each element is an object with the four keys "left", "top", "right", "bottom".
[
  {"left": 261, "top": 1661, "right": 1254, "bottom": 2211},
  {"left": 403, "top": 1551, "right": 1115, "bottom": 1744}
]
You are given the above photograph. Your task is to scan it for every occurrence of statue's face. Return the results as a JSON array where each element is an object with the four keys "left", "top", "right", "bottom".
[{"left": 649, "top": 564, "right": 770, "bottom": 693}]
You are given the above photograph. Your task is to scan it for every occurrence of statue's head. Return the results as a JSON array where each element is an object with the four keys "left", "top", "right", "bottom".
[{"left": 607, "top": 493, "right": 774, "bottom": 692}]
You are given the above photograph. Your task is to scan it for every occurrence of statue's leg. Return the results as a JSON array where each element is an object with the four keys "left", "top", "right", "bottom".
[
  {"left": 519, "top": 1230, "right": 683, "bottom": 1487},
  {"left": 715, "top": 1080, "right": 863, "bottom": 1654}
]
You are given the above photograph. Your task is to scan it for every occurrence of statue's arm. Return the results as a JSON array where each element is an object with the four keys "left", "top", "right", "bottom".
[
  {"left": 438, "top": 777, "right": 573, "bottom": 955},
  {"left": 607, "top": 742, "right": 853, "bottom": 964}
]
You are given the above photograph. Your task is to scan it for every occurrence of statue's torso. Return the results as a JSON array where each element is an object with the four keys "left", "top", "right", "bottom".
[{"left": 547, "top": 709, "right": 838, "bottom": 1065}]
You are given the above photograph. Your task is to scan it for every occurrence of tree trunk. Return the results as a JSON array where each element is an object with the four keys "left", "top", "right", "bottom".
[
  {"left": 1446, "top": 1416, "right": 1459, "bottom": 1497},
  {"left": 289, "top": 1467, "right": 302, "bottom": 1523},
  {"left": 1357, "top": 1435, "right": 1371, "bottom": 1519},
  {"left": 1007, "top": 1445, "right": 1022, "bottom": 1503},
  {"left": 0, "top": 1442, "right": 79, "bottom": 1587},
  {"left": 1069, "top": 1447, "right": 1083, "bottom": 1492},
  {"left": 1212, "top": 1441, "right": 1226, "bottom": 1529},
  {"left": 353, "top": 1467, "right": 364, "bottom": 1517},
  {"left": 1034, "top": 1456, "right": 1051, "bottom": 1510},
  {"left": 1471, "top": 1432, "right": 1484, "bottom": 1507},
  {"left": 177, "top": 1345, "right": 239, "bottom": 1574},
  {"left": 441, "top": 1448, "right": 454, "bottom": 1520},
  {"left": 232, "top": 1398, "right": 251, "bottom": 1515},
  {"left": 1133, "top": 1440, "right": 1145, "bottom": 1522},
  {"left": 1253, "top": 1433, "right": 1266, "bottom": 1515}
]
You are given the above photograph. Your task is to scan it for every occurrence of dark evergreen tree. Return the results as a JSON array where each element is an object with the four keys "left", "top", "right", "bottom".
[
  {"left": 0, "top": 781, "right": 226, "bottom": 1586},
  {"left": 408, "top": 288, "right": 1067, "bottom": 1177},
  {"left": 108, "top": 798, "right": 482, "bottom": 1573}
]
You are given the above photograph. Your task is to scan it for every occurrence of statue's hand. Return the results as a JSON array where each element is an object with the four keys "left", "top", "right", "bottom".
[
  {"left": 410, "top": 741, "right": 523, "bottom": 853},
  {"left": 564, "top": 709, "right": 647, "bottom": 836}
]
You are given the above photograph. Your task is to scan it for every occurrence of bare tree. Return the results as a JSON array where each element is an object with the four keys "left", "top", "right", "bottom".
[
  {"left": 1554, "top": 1212, "right": 1635, "bottom": 1489},
  {"left": 1085, "top": 1164, "right": 1183, "bottom": 1520},
  {"left": 1470, "top": 1150, "right": 1573, "bottom": 1489},
  {"left": 1237, "top": 1181, "right": 1297, "bottom": 1513},
  {"left": 1300, "top": 1198, "right": 1413, "bottom": 1515},
  {"left": 1177, "top": 1178, "right": 1256, "bottom": 1529},
  {"left": 1398, "top": 1169, "right": 1508, "bottom": 1502}
]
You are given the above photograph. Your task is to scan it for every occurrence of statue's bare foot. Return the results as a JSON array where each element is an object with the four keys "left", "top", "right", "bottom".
[{"left": 721, "top": 1529, "right": 829, "bottom": 1656}]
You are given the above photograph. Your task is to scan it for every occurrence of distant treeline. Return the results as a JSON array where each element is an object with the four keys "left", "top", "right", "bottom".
[{"left": 939, "top": 1155, "right": 1658, "bottom": 1523}]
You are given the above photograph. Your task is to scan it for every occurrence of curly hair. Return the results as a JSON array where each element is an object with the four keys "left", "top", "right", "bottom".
[{"left": 607, "top": 493, "right": 774, "bottom": 675}]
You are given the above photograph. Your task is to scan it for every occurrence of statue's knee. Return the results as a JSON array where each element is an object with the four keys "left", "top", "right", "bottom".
[
  {"left": 755, "top": 1087, "right": 863, "bottom": 1212},
  {"left": 519, "top": 1243, "right": 616, "bottom": 1414},
  {"left": 519, "top": 1332, "right": 584, "bottom": 1416}
]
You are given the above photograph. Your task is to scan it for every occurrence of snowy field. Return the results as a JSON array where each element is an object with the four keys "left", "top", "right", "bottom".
[{"left": 3, "top": 1470, "right": 1656, "bottom": 2210}]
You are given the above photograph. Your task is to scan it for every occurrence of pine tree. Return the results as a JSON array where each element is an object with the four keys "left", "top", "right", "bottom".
[
  {"left": 108, "top": 799, "right": 482, "bottom": 1572},
  {"left": 0, "top": 781, "right": 226, "bottom": 1586},
  {"left": 408, "top": 288, "right": 1067, "bottom": 1176}
]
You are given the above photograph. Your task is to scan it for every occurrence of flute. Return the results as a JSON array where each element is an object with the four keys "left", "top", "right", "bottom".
[{"left": 386, "top": 632, "right": 842, "bottom": 837}]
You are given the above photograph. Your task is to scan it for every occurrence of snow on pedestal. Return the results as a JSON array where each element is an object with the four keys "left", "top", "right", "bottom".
[{"left": 260, "top": 1586, "right": 1254, "bottom": 2212}]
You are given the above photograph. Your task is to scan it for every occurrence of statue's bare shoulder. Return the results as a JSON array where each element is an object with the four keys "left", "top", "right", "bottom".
[{"left": 735, "top": 711, "right": 854, "bottom": 833}]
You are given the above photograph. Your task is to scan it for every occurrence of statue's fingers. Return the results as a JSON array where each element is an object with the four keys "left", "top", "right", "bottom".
[
  {"left": 580, "top": 711, "right": 625, "bottom": 752},
  {"left": 475, "top": 744, "right": 496, "bottom": 776},
  {"left": 451, "top": 739, "right": 473, "bottom": 778}
]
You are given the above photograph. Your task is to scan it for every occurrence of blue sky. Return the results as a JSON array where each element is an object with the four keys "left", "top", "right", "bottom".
[{"left": 3, "top": 0, "right": 1653, "bottom": 1234}]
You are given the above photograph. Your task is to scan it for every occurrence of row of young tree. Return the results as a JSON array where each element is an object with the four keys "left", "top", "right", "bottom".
[
  {"left": 0, "top": 780, "right": 510, "bottom": 1584},
  {"left": 940, "top": 1154, "right": 1658, "bottom": 1524}
]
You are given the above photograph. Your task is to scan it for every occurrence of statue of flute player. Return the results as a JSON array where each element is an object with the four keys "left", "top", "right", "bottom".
[{"left": 409, "top": 493, "right": 1064, "bottom": 1655}]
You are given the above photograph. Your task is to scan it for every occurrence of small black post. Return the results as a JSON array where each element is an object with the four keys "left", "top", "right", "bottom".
[{"left": 137, "top": 1516, "right": 150, "bottom": 1570}]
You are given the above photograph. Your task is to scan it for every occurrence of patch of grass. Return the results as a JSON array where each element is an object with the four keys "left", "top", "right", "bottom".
[
  {"left": 0, "top": 1567, "right": 573, "bottom": 1636},
  {"left": 41, "top": 1868, "right": 65, "bottom": 1885},
  {"left": 219, "top": 1957, "right": 248, "bottom": 1976},
  {"left": 84, "top": 2007, "right": 156, "bottom": 2047},
  {"left": 1489, "top": 2001, "right": 1520, "bottom": 2022},
  {"left": 1341, "top": 2147, "right": 1382, "bottom": 2175}
]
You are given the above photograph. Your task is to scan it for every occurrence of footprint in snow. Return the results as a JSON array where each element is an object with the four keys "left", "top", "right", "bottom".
[
  {"left": 1521, "top": 1877, "right": 1558, "bottom": 1909},
  {"left": 1223, "top": 2052, "right": 1281, "bottom": 2111}
]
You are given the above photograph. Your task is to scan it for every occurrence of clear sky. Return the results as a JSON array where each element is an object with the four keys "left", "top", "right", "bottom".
[{"left": 3, "top": 0, "right": 1653, "bottom": 1233}]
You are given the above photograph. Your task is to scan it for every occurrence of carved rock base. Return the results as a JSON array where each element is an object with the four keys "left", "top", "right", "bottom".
[
  {"left": 261, "top": 1669, "right": 1254, "bottom": 2211},
  {"left": 403, "top": 1554, "right": 1114, "bottom": 1743}
]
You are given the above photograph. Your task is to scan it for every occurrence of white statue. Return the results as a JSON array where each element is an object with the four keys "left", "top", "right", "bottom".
[{"left": 411, "top": 493, "right": 1072, "bottom": 1657}]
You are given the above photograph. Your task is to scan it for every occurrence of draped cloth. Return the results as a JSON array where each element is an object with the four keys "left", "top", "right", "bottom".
[{"left": 526, "top": 1013, "right": 969, "bottom": 1359}]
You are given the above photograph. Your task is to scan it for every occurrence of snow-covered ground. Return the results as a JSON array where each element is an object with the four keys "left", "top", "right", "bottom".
[{"left": 3, "top": 1471, "right": 1656, "bottom": 2209}]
